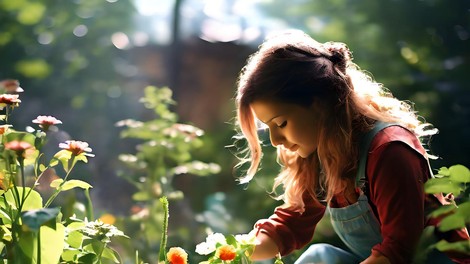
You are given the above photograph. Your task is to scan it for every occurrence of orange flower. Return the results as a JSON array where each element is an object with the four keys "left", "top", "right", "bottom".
[
  {"left": 32, "top": 115, "right": 62, "bottom": 131},
  {"left": 59, "top": 140, "right": 94, "bottom": 157},
  {"left": 216, "top": 244, "right": 237, "bottom": 261},
  {"left": 0, "top": 125, "right": 12, "bottom": 135},
  {"left": 0, "top": 94, "right": 21, "bottom": 109},
  {"left": 99, "top": 213, "right": 116, "bottom": 225},
  {"left": 167, "top": 247, "right": 188, "bottom": 264}
]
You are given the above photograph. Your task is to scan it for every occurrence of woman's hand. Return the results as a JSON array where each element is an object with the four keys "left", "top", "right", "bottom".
[
  {"left": 360, "top": 252, "right": 391, "bottom": 264},
  {"left": 250, "top": 232, "right": 280, "bottom": 260}
]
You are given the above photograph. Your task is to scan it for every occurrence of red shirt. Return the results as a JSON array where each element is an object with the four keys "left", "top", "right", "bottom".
[{"left": 255, "top": 126, "right": 470, "bottom": 263}]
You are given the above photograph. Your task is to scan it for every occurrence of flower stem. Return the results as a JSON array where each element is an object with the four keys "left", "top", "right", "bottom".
[
  {"left": 84, "top": 188, "right": 94, "bottom": 220},
  {"left": 158, "top": 196, "right": 169, "bottom": 263},
  {"left": 44, "top": 156, "right": 76, "bottom": 207}
]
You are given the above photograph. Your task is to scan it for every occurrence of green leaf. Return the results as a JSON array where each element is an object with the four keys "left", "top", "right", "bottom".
[
  {"left": 50, "top": 179, "right": 93, "bottom": 191},
  {"left": 21, "top": 207, "right": 60, "bottom": 231},
  {"left": 437, "top": 167, "right": 450, "bottom": 177},
  {"left": 75, "top": 153, "right": 89, "bottom": 163},
  {"left": 66, "top": 230, "right": 84, "bottom": 249},
  {"left": 226, "top": 234, "right": 237, "bottom": 246},
  {"left": 456, "top": 201, "right": 470, "bottom": 222},
  {"left": 50, "top": 178, "right": 63, "bottom": 189},
  {"left": 49, "top": 158, "right": 59, "bottom": 167},
  {"left": 5, "top": 131, "right": 36, "bottom": 145},
  {"left": 132, "top": 191, "right": 150, "bottom": 201},
  {"left": 101, "top": 247, "right": 121, "bottom": 263},
  {"left": 18, "top": 223, "right": 65, "bottom": 264},
  {"left": 5, "top": 187, "right": 43, "bottom": 210},
  {"left": 448, "top": 164, "right": 470, "bottom": 183},
  {"left": 83, "top": 239, "right": 105, "bottom": 255},
  {"left": 53, "top": 150, "right": 72, "bottom": 171},
  {"left": 424, "top": 178, "right": 462, "bottom": 196},
  {"left": 61, "top": 249, "right": 80, "bottom": 262},
  {"left": 61, "top": 180, "right": 92, "bottom": 191},
  {"left": 435, "top": 239, "right": 470, "bottom": 255},
  {"left": 438, "top": 213, "right": 466, "bottom": 232},
  {"left": 429, "top": 204, "right": 456, "bottom": 218}
]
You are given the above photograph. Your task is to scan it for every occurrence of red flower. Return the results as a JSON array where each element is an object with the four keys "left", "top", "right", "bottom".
[
  {"left": 216, "top": 244, "right": 237, "bottom": 261},
  {"left": 0, "top": 79, "right": 23, "bottom": 93},
  {"left": 167, "top": 247, "right": 188, "bottom": 264},
  {"left": 0, "top": 94, "right": 21, "bottom": 109},
  {"left": 32, "top": 115, "right": 62, "bottom": 131},
  {"left": 59, "top": 140, "right": 94, "bottom": 157}
]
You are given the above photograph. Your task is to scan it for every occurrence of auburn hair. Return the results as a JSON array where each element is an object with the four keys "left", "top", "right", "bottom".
[{"left": 235, "top": 30, "right": 437, "bottom": 212}]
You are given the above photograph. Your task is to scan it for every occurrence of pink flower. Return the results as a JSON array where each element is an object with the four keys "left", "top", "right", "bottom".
[
  {"left": 32, "top": 115, "right": 62, "bottom": 131},
  {"left": 4, "top": 140, "right": 34, "bottom": 157},
  {"left": 59, "top": 140, "right": 94, "bottom": 157},
  {"left": 0, "top": 79, "right": 23, "bottom": 93},
  {"left": 0, "top": 94, "right": 21, "bottom": 109}
]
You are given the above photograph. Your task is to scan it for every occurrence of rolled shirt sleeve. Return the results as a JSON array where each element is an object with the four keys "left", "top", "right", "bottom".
[{"left": 254, "top": 193, "right": 326, "bottom": 256}]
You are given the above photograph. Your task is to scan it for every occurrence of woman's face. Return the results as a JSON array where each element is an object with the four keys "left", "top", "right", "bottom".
[{"left": 251, "top": 99, "right": 323, "bottom": 158}]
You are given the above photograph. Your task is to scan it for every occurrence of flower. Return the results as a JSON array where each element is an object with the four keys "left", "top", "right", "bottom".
[
  {"left": 0, "top": 125, "right": 12, "bottom": 135},
  {"left": 99, "top": 213, "right": 116, "bottom": 225},
  {"left": 167, "top": 247, "right": 188, "bottom": 264},
  {"left": 216, "top": 244, "right": 237, "bottom": 261},
  {"left": 4, "top": 140, "right": 34, "bottom": 157},
  {"left": 235, "top": 231, "right": 257, "bottom": 245},
  {"left": 195, "top": 232, "right": 227, "bottom": 255},
  {"left": 0, "top": 172, "right": 8, "bottom": 191},
  {"left": 78, "top": 219, "right": 128, "bottom": 243},
  {"left": 0, "top": 94, "right": 21, "bottom": 109},
  {"left": 0, "top": 79, "right": 23, "bottom": 93},
  {"left": 195, "top": 241, "right": 217, "bottom": 256},
  {"left": 59, "top": 140, "right": 94, "bottom": 157},
  {"left": 32, "top": 115, "right": 62, "bottom": 131}
]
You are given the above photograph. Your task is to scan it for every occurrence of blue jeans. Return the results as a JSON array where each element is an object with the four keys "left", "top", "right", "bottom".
[
  {"left": 294, "top": 243, "right": 360, "bottom": 264},
  {"left": 294, "top": 243, "right": 455, "bottom": 264}
]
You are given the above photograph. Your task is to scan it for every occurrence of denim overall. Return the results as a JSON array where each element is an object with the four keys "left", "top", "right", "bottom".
[
  {"left": 294, "top": 122, "right": 391, "bottom": 264},
  {"left": 294, "top": 122, "right": 455, "bottom": 264}
]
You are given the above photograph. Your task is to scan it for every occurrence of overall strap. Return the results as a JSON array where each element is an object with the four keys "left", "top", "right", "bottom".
[{"left": 356, "top": 122, "right": 398, "bottom": 187}]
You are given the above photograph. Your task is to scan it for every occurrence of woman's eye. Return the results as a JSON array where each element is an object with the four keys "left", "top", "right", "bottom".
[{"left": 278, "top": 121, "right": 287, "bottom": 128}]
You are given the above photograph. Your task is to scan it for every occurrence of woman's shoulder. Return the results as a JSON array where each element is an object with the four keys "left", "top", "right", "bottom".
[{"left": 369, "top": 125, "right": 427, "bottom": 157}]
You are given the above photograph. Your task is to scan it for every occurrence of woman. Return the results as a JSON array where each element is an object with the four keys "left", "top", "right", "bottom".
[{"left": 234, "top": 30, "right": 469, "bottom": 263}]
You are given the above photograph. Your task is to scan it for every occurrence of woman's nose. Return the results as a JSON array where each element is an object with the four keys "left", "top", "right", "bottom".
[{"left": 269, "top": 130, "right": 284, "bottom": 147}]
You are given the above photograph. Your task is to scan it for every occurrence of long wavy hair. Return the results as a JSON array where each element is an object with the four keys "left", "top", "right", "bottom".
[{"left": 235, "top": 31, "right": 437, "bottom": 212}]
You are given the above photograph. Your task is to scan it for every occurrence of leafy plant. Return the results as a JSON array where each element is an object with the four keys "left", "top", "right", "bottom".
[
  {"left": 0, "top": 79, "right": 127, "bottom": 263},
  {"left": 415, "top": 164, "right": 470, "bottom": 261},
  {"left": 115, "top": 86, "right": 221, "bottom": 262}
]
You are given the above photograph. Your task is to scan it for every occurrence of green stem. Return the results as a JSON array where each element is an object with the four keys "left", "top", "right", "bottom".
[
  {"left": 37, "top": 227, "right": 41, "bottom": 264},
  {"left": 44, "top": 156, "right": 76, "bottom": 208},
  {"left": 5, "top": 106, "right": 9, "bottom": 124},
  {"left": 18, "top": 158, "right": 25, "bottom": 211},
  {"left": 84, "top": 188, "right": 94, "bottom": 220},
  {"left": 158, "top": 196, "right": 169, "bottom": 263}
]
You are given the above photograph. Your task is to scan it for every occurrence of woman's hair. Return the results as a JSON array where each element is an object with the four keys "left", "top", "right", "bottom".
[{"left": 235, "top": 30, "right": 437, "bottom": 211}]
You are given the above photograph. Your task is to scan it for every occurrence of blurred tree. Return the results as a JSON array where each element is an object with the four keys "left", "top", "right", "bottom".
[{"left": 0, "top": 0, "right": 141, "bottom": 211}]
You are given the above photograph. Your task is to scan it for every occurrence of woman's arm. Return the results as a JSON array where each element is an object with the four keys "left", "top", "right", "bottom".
[{"left": 251, "top": 232, "right": 280, "bottom": 260}]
